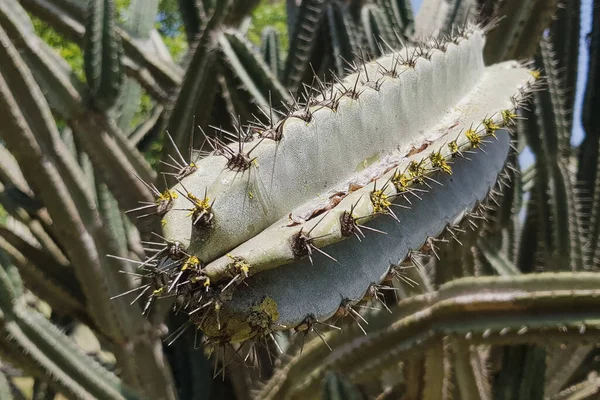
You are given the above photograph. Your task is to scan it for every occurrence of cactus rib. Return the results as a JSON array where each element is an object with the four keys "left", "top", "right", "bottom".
[{"left": 83, "top": 0, "right": 124, "bottom": 110}]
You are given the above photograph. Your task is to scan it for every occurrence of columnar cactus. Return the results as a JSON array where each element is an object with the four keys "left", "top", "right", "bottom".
[{"left": 136, "top": 27, "right": 537, "bottom": 344}]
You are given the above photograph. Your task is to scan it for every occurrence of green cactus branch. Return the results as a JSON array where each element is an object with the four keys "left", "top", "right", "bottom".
[
  {"left": 83, "top": 0, "right": 124, "bottom": 111},
  {"left": 0, "top": 26, "right": 177, "bottom": 399},
  {"left": 544, "top": 343, "right": 595, "bottom": 397},
  {"left": 0, "top": 233, "right": 90, "bottom": 325},
  {"left": 218, "top": 29, "right": 292, "bottom": 113},
  {"left": 482, "top": 0, "right": 560, "bottom": 64},
  {"left": 259, "top": 272, "right": 600, "bottom": 399},
  {"left": 114, "top": 0, "right": 160, "bottom": 132},
  {"left": 580, "top": 0, "right": 600, "bottom": 268},
  {"left": 261, "top": 26, "right": 282, "bottom": 78},
  {"left": 282, "top": 0, "right": 328, "bottom": 88},
  {"left": 549, "top": 0, "right": 580, "bottom": 137},
  {"left": 162, "top": 0, "right": 229, "bottom": 152},
  {"left": 326, "top": 2, "right": 361, "bottom": 76},
  {"left": 522, "top": 38, "right": 585, "bottom": 271},
  {"left": 0, "top": 253, "right": 137, "bottom": 400},
  {"left": 0, "top": 1, "right": 161, "bottom": 240}
]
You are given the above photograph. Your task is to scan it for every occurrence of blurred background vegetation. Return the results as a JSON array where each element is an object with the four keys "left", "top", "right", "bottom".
[{"left": 30, "top": 0, "right": 287, "bottom": 130}]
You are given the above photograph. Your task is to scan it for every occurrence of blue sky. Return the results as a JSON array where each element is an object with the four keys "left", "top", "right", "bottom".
[{"left": 410, "top": 0, "right": 593, "bottom": 151}]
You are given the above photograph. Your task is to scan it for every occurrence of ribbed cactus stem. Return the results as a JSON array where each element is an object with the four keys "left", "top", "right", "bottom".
[
  {"left": 148, "top": 26, "right": 538, "bottom": 344},
  {"left": 163, "top": 28, "right": 532, "bottom": 272}
]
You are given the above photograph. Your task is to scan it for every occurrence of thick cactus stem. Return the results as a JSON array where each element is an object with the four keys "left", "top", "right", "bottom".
[{"left": 144, "top": 26, "right": 536, "bottom": 343}]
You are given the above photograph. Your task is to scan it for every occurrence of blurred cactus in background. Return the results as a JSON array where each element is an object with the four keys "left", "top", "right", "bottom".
[{"left": 0, "top": 0, "right": 599, "bottom": 399}]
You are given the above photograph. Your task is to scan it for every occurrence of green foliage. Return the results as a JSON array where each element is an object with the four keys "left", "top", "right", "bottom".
[
  {"left": 0, "top": 0, "right": 598, "bottom": 399},
  {"left": 31, "top": 16, "right": 85, "bottom": 81},
  {"left": 156, "top": 0, "right": 187, "bottom": 61},
  {"left": 248, "top": 0, "right": 289, "bottom": 52}
]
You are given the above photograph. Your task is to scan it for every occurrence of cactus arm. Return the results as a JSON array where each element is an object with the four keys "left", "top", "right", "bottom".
[
  {"left": 261, "top": 26, "right": 282, "bottom": 78},
  {"left": 0, "top": 254, "right": 137, "bottom": 400},
  {"left": 550, "top": 374, "right": 600, "bottom": 400},
  {"left": 549, "top": 0, "right": 580, "bottom": 136},
  {"left": 69, "top": 112, "right": 159, "bottom": 226},
  {"left": 482, "top": 0, "right": 559, "bottom": 64},
  {"left": 517, "top": 346, "right": 547, "bottom": 400},
  {"left": 580, "top": 0, "right": 600, "bottom": 267},
  {"left": 391, "top": 0, "right": 415, "bottom": 36},
  {"left": 370, "top": 2, "right": 399, "bottom": 48},
  {"left": 218, "top": 30, "right": 292, "bottom": 111},
  {"left": 0, "top": 2, "right": 86, "bottom": 117},
  {"left": 217, "top": 67, "right": 257, "bottom": 126},
  {"left": 163, "top": 1, "right": 227, "bottom": 151},
  {"left": 544, "top": 344, "right": 595, "bottom": 398},
  {"left": 0, "top": 0, "right": 159, "bottom": 230},
  {"left": 0, "top": 186, "right": 66, "bottom": 270},
  {"left": 265, "top": 273, "right": 600, "bottom": 399},
  {"left": 114, "top": 0, "right": 160, "bottom": 131},
  {"left": 282, "top": 0, "right": 328, "bottom": 89},
  {"left": 478, "top": 237, "right": 520, "bottom": 276},
  {"left": 421, "top": 340, "right": 451, "bottom": 400},
  {"left": 452, "top": 340, "right": 490, "bottom": 400},
  {"left": 0, "top": 27, "right": 177, "bottom": 399},
  {"left": 177, "top": 0, "right": 205, "bottom": 42},
  {"left": 528, "top": 39, "right": 584, "bottom": 271},
  {"left": 286, "top": 0, "right": 300, "bottom": 40},
  {"left": 18, "top": 0, "right": 85, "bottom": 42},
  {"left": 95, "top": 180, "right": 128, "bottom": 254},
  {"left": 0, "top": 146, "right": 31, "bottom": 195},
  {"left": 0, "top": 224, "right": 87, "bottom": 319},
  {"left": 0, "top": 236, "right": 89, "bottom": 324},
  {"left": 442, "top": 0, "right": 478, "bottom": 36},
  {"left": 0, "top": 224, "right": 69, "bottom": 271},
  {"left": 157, "top": 29, "right": 537, "bottom": 343},
  {"left": 361, "top": 4, "right": 390, "bottom": 56},
  {"left": 83, "top": 0, "right": 124, "bottom": 110}
]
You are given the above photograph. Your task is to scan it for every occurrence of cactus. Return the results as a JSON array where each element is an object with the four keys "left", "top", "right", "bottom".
[
  {"left": 0, "top": 0, "right": 599, "bottom": 399},
  {"left": 83, "top": 0, "right": 124, "bottom": 110},
  {"left": 152, "top": 27, "right": 536, "bottom": 343}
]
